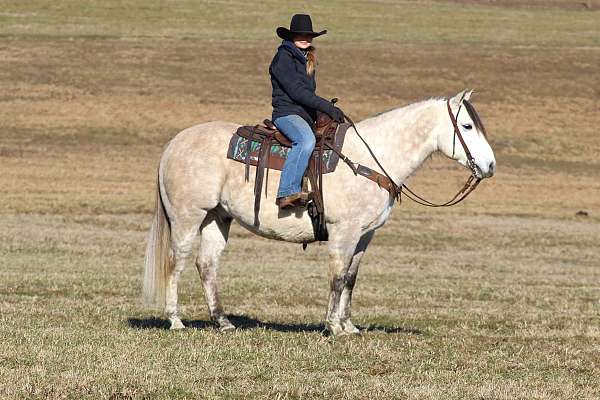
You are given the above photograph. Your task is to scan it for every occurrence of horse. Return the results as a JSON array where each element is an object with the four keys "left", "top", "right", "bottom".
[{"left": 142, "top": 90, "right": 496, "bottom": 336}]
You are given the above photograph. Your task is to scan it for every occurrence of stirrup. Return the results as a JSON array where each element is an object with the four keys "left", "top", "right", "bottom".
[{"left": 276, "top": 192, "right": 311, "bottom": 209}]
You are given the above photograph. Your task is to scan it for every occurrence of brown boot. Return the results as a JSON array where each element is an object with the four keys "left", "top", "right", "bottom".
[{"left": 276, "top": 192, "right": 310, "bottom": 209}]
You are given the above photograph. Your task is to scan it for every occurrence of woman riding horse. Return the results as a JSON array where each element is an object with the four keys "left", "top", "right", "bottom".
[{"left": 269, "top": 14, "right": 345, "bottom": 209}]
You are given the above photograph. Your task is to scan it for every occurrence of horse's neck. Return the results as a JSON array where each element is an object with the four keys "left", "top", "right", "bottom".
[{"left": 353, "top": 100, "right": 441, "bottom": 184}]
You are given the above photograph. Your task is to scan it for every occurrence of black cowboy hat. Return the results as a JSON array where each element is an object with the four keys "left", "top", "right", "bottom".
[{"left": 276, "top": 14, "right": 327, "bottom": 40}]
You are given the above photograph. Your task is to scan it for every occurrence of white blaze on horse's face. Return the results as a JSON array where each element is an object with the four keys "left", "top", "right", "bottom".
[{"left": 439, "top": 90, "right": 496, "bottom": 179}]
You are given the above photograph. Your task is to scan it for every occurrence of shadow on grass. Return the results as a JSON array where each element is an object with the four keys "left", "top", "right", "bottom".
[{"left": 127, "top": 315, "right": 423, "bottom": 335}]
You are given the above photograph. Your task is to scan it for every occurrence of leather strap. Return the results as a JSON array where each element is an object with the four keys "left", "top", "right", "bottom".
[
  {"left": 253, "top": 131, "right": 274, "bottom": 226},
  {"left": 316, "top": 134, "right": 325, "bottom": 213},
  {"left": 244, "top": 126, "right": 257, "bottom": 182},
  {"left": 324, "top": 142, "right": 400, "bottom": 200},
  {"left": 356, "top": 165, "right": 401, "bottom": 199},
  {"left": 446, "top": 99, "right": 478, "bottom": 175}
]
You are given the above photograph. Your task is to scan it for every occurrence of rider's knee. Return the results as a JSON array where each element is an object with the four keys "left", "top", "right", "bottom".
[{"left": 302, "top": 134, "right": 316, "bottom": 152}]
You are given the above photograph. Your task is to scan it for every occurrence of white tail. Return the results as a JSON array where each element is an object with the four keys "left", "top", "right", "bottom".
[{"left": 142, "top": 176, "right": 173, "bottom": 308}]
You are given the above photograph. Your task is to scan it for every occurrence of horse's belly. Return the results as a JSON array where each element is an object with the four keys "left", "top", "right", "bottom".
[
  {"left": 233, "top": 212, "right": 317, "bottom": 243},
  {"left": 221, "top": 173, "right": 317, "bottom": 243}
]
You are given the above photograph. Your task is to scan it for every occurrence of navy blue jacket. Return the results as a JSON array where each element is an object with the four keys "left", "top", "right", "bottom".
[{"left": 269, "top": 40, "right": 336, "bottom": 129}]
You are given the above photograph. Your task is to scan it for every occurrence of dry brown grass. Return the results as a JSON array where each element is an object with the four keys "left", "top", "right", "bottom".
[
  {"left": 438, "top": 0, "right": 600, "bottom": 11},
  {"left": 1, "top": 1, "right": 599, "bottom": 398}
]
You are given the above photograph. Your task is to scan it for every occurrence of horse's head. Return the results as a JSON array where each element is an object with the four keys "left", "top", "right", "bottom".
[{"left": 437, "top": 90, "right": 496, "bottom": 179}]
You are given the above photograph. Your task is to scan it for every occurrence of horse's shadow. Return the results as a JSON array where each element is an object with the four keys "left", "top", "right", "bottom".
[{"left": 127, "top": 315, "right": 423, "bottom": 335}]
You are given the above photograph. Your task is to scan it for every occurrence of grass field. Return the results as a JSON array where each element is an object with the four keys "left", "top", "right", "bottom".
[{"left": 1, "top": 1, "right": 599, "bottom": 398}]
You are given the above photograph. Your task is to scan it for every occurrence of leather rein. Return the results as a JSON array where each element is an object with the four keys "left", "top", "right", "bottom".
[{"left": 342, "top": 97, "right": 482, "bottom": 207}]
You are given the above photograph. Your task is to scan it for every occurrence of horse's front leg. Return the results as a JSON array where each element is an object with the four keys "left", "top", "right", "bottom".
[
  {"left": 337, "top": 231, "right": 375, "bottom": 335},
  {"left": 325, "top": 237, "right": 358, "bottom": 336}
]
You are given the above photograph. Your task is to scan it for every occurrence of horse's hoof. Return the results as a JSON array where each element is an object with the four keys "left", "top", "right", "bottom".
[
  {"left": 219, "top": 323, "right": 236, "bottom": 332},
  {"left": 325, "top": 322, "right": 346, "bottom": 337},
  {"left": 216, "top": 316, "right": 236, "bottom": 332},
  {"left": 169, "top": 318, "right": 185, "bottom": 330},
  {"left": 343, "top": 326, "right": 362, "bottom": 335},
  {"left": 342, "top": 320, "right": 362, "bottom": 335}
]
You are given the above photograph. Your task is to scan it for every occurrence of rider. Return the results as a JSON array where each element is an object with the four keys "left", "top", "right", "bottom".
[{"left": 269, "top": 14, "right": 345, "bottom": 209}]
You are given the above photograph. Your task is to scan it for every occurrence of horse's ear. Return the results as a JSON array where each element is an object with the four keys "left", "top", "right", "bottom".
[
  {"left": 450, "top": 89, "right": 473, "bottom": 108},
  {"left": 463, "top": 89, "right": 473, "bottom": 101}
]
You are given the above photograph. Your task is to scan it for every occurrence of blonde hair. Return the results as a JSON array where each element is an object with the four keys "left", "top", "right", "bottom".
[{"left": 306, "top": 46, "right": 316, "bottom": 76}]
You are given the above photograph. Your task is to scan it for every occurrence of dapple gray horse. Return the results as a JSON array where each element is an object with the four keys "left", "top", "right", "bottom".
[{"left": 143, "top": 90, "right": 496, "bottom": 336}]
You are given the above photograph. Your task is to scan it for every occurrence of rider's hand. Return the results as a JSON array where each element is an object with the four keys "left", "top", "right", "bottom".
[{"left": 328, "top": 106, "right": 345, "bottom": 123}]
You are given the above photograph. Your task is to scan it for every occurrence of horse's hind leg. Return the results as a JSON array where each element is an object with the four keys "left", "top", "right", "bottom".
[
  {"left": 195, "top": 210, "right": 235, "bottom": 331},
  {"left": 166, "top": 213, "right": 205, "bottom": 330}
]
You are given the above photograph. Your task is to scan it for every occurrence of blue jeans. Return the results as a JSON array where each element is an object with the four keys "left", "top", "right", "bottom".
[{"left": 273, "top": 114, "right": 316, "bottom": 198}]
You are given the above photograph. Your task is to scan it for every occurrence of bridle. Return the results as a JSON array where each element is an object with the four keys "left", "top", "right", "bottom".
[
  {"left": 343, "top": 96, "right": 483, "bottom": 208},
  {"left": 448, "top": 94, "right": 483, "bottom": 179}
]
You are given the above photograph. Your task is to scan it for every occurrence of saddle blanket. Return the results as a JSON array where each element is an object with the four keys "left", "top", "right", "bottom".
[{"left": 226, "top": 122, "right": 350, "bottom": 174}]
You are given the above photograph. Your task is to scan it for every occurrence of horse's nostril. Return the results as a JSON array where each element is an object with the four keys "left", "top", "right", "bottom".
[{"left": 489, "top": 161, "right": 496, "bottom": 174}]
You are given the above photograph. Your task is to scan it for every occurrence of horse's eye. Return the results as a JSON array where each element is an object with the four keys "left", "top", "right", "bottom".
[{"left": 462, "top": 123, "right": 473, "bottom": 130}]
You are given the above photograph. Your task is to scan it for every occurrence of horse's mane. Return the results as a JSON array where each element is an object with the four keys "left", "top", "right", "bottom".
[
  {"left": 366, "top": 97, "right": 488, "bottom": 138},
  {"left": 366, "top": 98, "right": 443, "bottom": 121}
]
